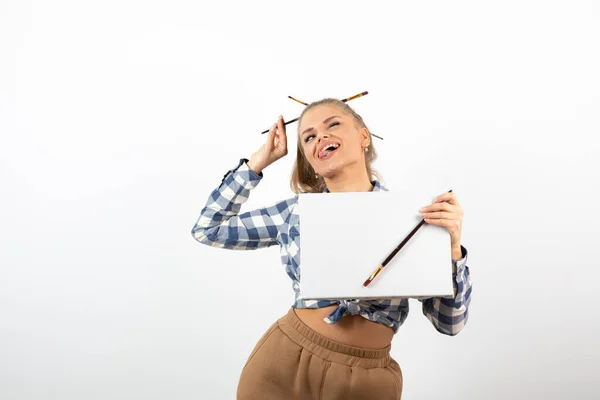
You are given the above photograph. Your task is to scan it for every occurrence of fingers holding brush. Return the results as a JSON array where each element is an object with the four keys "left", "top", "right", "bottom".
[
  {"left": 420, "top": 191, "right": 463, "bottom": 248},
  {"left": 268, "top": 115, "right": 288, "bottom": 163},
  {"left": 274, "top": 115, "right": 288, "bottom": 152},
  {"left": 248, "top": 116, "right": 288, "bottom": 174},
  {"left": 432, "top": 191, "right": 460, "bottom": 206}
]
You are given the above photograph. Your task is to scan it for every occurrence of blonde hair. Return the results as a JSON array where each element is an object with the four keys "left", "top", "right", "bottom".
[{"left": 290, "top": 98, "right": 382, "bottom": 194}]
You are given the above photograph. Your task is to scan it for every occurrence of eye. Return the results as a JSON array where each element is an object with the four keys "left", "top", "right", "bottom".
[
  {"left": 305, "top": 134, "right": 315, "bottom": 143},
  {"left": 329, "top": 121, "right": 340, "bottom": 128}
]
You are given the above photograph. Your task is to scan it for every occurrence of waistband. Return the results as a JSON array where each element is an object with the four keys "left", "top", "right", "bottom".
[{"left": 277, "top": 308, "right": 392, "bottom": 368}]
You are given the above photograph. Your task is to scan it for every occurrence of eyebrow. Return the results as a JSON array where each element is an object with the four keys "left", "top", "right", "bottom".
[{"left": 301, "top": 115, "right": 341, "bottom": 137}]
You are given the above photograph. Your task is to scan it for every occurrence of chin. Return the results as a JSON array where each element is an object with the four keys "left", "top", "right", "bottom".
[{"left": 316, "top": 161, "right": 345, "bottom": 178}]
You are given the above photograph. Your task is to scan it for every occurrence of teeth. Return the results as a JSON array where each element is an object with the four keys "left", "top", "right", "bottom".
[
  {"left": 321, "top": 143, "right": 339, "bottom": 152},
  {"left": 319, "top": 143, "right": 339, "bottom": 159}
]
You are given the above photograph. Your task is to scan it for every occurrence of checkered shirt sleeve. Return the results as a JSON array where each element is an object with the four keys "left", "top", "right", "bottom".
[
  {"left": 191, "top": 158, "right": 291, "bottom": 250},
  {"left": 419, "top": 245, "right": 472, "bottom": 335}
]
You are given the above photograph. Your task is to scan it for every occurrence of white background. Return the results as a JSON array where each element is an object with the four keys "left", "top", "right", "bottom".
[{"left": 1, "top": 1, "right": 599, "bottom": 399}]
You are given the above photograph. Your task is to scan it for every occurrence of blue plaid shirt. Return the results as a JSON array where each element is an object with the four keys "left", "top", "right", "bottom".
[{"left": 192, "top": 158, "right": 472, "bottom": 335}]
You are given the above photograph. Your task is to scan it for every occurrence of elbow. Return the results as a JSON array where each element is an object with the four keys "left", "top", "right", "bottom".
[
  {"left": 191, "top": 225, "right": 212, "bottom": 245},
  {"left": 426, "top": 297, "right": 470, "bottom": 336},
  {"left": 437, "top": 309, "right": 469, "bottom": 336},
  {"left": 191, "top": 225, "right": 238, "bottom": 249},
  {"left": 191, "top": 208, "right": 221, "bottom": 245},
  {"left": 438, "top": 323, "right": 464, "bottom": 337},
  {"left": 438, "top": 284, "right": 472, "bottom": 336}
]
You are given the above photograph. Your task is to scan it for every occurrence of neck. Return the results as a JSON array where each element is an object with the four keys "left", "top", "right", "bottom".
[{"left": 323, "top": 166, "right": 374, "bottom": 193}]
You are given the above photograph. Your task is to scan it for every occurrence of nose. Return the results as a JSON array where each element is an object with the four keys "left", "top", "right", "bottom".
[{"left": 316, "top": 131, "right": 329, "bottom": 143}]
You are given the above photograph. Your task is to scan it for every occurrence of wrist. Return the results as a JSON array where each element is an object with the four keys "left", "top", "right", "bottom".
[
  {"left": 246, "top": 159, "right": 264, "bottom": 175},
  {"left": 451, "top": 244, "right": 463, "bottom": 260}
]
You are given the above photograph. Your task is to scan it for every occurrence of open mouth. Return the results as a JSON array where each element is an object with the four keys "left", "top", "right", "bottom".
[{"left": 318, "top": 143, "right": 340, "bottom": 160}]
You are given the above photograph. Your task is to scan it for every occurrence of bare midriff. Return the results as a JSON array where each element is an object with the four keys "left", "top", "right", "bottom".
[{"left": 294, "top": 305, "right": 394, "bottom": 350}]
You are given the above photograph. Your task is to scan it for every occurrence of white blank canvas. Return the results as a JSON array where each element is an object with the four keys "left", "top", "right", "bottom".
[{"left": 298, "top": 191, "right": 454, "bottom": 300}]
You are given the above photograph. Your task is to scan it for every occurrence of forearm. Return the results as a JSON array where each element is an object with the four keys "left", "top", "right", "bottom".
[{"left": 191, "top": 158, "right": 265, "bottom": 248}]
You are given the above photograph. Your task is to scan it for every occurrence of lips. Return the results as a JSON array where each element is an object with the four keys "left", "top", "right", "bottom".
[{"left": 317, "top": 141, "right": 341, "bottom": 160}]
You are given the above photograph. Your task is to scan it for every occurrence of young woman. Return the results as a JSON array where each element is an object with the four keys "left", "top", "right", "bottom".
[{"left": 191, "top": 98, "right": 472, "bottom": 399}]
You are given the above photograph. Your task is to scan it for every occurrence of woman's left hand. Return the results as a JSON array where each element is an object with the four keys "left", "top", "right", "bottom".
[{"left": 420, "top": 191, "right": 463, "bottom": 249}]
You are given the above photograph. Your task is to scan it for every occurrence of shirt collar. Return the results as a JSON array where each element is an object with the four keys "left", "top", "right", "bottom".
[{"left": 322, "top": 180, "right": 387, "bottom": 193}]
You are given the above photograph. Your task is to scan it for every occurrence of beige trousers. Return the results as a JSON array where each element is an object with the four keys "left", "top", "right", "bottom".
[{"left": 237, "top": 308, "right": 403, "bottom": 400}]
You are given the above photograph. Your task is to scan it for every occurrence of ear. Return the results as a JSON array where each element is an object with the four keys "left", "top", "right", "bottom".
[{"left": 360, "top": 127, "right": 370, "bottom": 147}]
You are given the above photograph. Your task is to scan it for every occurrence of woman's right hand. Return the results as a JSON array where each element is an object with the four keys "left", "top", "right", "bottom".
[{"left": 247, "top": 115, "right": 288, "bottom": 174}]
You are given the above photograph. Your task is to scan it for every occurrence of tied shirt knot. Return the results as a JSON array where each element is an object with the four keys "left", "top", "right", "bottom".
[{"left": 324, "top": 299, "right": 361, "bottom": 325}]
